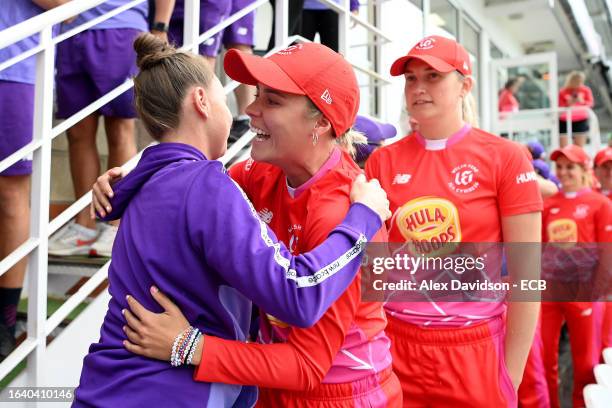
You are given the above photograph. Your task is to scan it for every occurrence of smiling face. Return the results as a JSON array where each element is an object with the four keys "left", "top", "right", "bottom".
[
  {"left": 403, "top": 59, "right": 469, "bottom": 125},
  {"left": 555, "top": 155, "right": 587, "bottom": 192},
  {"left": 595, "top": 161, "right": 612, "bottom": 191},
  {"left": 246, "top": 84, "right": 320, "bottom": 169}
]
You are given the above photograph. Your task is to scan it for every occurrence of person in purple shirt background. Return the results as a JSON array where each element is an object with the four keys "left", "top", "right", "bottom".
[
  {"left": 73, "top": 33, "right": 390, "bottom": 407},
  {"left": 48, "top": 0, "right": 174, "bottom": 259},
  {"left": 301, "top": 0, "right": 360, "bottom": 52},
  {"left": 352, "top": 115, "right": 397, "bottom": 168},
  {"left": 0, "top": 0, "right": 69, "bottom": 362},
  {"left": 167, "top": 0, "right": 258, "bottom": 142}
]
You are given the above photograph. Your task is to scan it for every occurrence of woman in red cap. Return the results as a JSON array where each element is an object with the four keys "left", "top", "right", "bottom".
[
  {"left": 541, "top": 144, "right": 611, "bottom": 408},
  {"left": 94, "top": 42, "right": 402, "bottom": 407},
  {"left": 365, "top": 35, "right": 543, "bottom": 407},
  {"left": 594, "top": 147, "right": 612, "bottom": 200},
  {"left": 593, "top": 147, "right": 612, "bottom": 352}
]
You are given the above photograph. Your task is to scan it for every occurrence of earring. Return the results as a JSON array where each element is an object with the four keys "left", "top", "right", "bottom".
[{"left": 312, "top": 131, "right": 319, "bottom": 146}]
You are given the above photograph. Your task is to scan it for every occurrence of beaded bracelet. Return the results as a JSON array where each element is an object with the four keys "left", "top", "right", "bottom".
[
  {"left": 181, "top": 328, "right": 199, "bottom": 365},
  {"left": 170, "top": 328, "right": 185, "bottom": 367},
  {"left": 171, "top": 326, "right": 201, "bottom": 367},
  {"left": 171, "top": 327, "right": 192, "bottom": 367},
  {"left": 176, "top": 327, "right": 194, "bottom": 364},
  {"left": 186, "top": 332, "right": 203, "bottom": 365}
]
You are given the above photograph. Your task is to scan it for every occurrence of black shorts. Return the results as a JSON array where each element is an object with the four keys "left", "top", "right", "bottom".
[{"left": 559, "top": 118, "right": 589, "bottom": 134}]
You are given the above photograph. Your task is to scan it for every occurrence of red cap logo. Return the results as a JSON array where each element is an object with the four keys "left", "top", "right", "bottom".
[
  {"left": 415, "top": 37, "right": 436, "bottom": 50},
  {"left": 390, "top": 35, "right": 472, "bottom": 77},
  {"left": 276, "top": 44, "right": 303, "bottom": 56}
]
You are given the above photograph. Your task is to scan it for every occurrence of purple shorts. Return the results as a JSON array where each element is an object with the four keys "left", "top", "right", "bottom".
[
  {"left": 169, "top": 0, "right": 255, "bottom": 58},
  {"left": 0, "top": 81, "right": 34, "bottom": 176},
  {"left": 223, "top": 0, "right": 256, "bottom": 47},
  {"left": 55, "top": 28, "right": 141, "bottom": 119}
]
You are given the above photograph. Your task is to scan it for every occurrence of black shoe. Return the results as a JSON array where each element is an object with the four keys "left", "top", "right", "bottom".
[
  {"left": 0, "top": 323, "right": 16, "bottom": 362},
  {"left": 229, "top": 118, "right": 250, "bottom": 143}
]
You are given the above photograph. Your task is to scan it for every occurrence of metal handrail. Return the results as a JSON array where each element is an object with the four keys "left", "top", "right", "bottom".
[
  {"left": 0, "top": 0, "right": 106, "bottom": 49},
  {"left": 495, "top": 106, "right": 601, "bottom": 152}
]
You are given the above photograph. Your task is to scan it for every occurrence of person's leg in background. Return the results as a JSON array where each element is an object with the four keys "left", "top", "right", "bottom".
[
  {"left": 223, "top": 0, "right": 256, "bottom": 141},
  {"left": 573, "top": 133, "right": 587, "bottom": 147},
  {"left": 51, "top": 33, "right": 102, "bottom": 256},
  {"left": 299, "top": 9, "right": 318, "bottom": 42},
  {"left": 268, "top": 0, "right": 305, "bottom": 51},
  {"left": 315, "top": 9, "right": 339, "bottom": 52},
  {"left": 0, "top": 81, "right": 35, "bottom": 359},
  {"left": 559, "top": 119, "right": 569, "bottom": 148},
  {"left": 104, "top": 117, "right": 136, "bottom": 171},
  {"left": 603, "top": 302, "right": 612, "bottom": 350},
  {"left": 0, "top": 176, "right": 29, "bottom": 358},
  {"left": 565, "top": 302, "right": 600, "bottom": 408},
  {"left": 571, "top": 119, "right": 589, "bottom": 147},
  {"left": 517, "top": 314, "right": 551, "bottom": 408},
  {"left": 67, "top": 114, "right": 101, "bottom": 232},
  {"left": 541, "top": 302, "right": 565, "bottom": 408}
]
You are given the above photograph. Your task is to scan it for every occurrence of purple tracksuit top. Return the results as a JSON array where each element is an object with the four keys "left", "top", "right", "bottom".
[{"left": 73, "top": 142, "right": 380, "bottom": 407}]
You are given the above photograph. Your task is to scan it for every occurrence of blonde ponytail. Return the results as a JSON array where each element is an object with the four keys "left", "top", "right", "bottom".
[
  {"left": 462, "top": 92, "right": 479, "bottom": 127},
  {"left": 336, "top": 129, "right": 367, "bottom": 158}
]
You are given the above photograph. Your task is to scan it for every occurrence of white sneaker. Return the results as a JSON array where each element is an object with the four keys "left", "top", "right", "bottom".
[
  {"left": 48, "top": 221, "right": 98, "bottom": 256},
  {"left": 89, "top": 224, "right": 118, "bottom": 258}
]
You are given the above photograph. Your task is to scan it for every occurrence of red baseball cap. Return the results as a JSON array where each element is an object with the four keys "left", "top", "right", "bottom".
[
  {"left": 390, "top": 35, "right": 472, "bottom": 77},
  {"left": 594, "top": 147, "right": 612, "bottom": 166},
  {"left": 224, "top": 43, "right": 359, "bottom": 137},
  {"left": 550, "top": 144, "right": 591, "bottom": 167}
]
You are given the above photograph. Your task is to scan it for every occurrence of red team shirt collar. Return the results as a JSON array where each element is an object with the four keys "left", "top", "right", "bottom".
[
  {"left": 563, "top": 187, "right": 591, "bottom": 199},
  {"left": 414, "top": 123, "right": 472, "bottom": 151}
]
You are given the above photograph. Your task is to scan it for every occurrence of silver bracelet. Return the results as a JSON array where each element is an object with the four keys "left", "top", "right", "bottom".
[{"left": 186, "top": 332, "right": 203, "bottom": 365}]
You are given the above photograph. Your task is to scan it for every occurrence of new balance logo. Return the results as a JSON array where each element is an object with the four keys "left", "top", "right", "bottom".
[
  {"left": 321, "top": 89, "right": 332, "bottom": 105},
  {"left": 392, "top": 174, "right": 411, "bottom": 184}
]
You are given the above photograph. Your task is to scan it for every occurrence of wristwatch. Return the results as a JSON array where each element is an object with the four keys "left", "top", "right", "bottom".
[{"left": 151, "top": 21, "right": 169, "bottom": 33}]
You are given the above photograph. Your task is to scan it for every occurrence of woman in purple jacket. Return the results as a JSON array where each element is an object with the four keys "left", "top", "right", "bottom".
[{"left": 73, "top": 33, "right": 390, "bottom": 407}]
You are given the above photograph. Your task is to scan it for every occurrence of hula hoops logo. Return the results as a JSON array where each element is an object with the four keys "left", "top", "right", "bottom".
[
  {"left": 416, "top": 37, "right": 436, "bottom": 50},
  {"left": 393, "top": 196, "right": 461, "bottom": 256},
  {"left": 277, "top": 44, "right": 303, "bottom": 56},
  {"left": 547, "top": 218, "right": 577, "bottom": 247}
]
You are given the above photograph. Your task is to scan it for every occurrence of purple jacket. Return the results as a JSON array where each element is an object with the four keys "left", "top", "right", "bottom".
[{"left": 73, "top": 143, "right": 380, "bottom": 407}]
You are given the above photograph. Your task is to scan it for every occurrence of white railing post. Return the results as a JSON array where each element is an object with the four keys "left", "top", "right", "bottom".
[
  {"left": 338, "top": 0, "right": 350, "bottom": 55},
  {"left": 549, "top": 56, "right": 559, "bottom": 151},
  {"left": 374, "top": 0, "right": 384, "bottom": 118},
  {"left": 274, "top": 0, "right": 289, "bottom": 48},
  {"left": 422, "top": 0, "right": 431, "bottom": 36},
  {"left": 25, "top": 25, "right": 55, "bottom": 386},
  {"left": 184, "top": 0, "right": 200, "bottom": 54}
]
